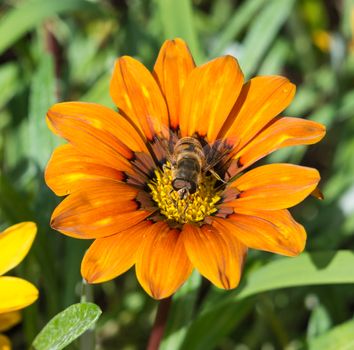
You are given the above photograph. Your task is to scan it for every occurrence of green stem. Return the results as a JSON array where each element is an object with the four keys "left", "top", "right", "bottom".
[{"left": 80, "top": 280, "right": 95, "bottom": 350}]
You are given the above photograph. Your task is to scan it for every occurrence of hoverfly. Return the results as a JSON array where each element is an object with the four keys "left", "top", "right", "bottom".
[
  {"left": 167, "top": 135, "right": 239, "bottom": 200},
  {"left": 143, "top": 118, "right": 240, "bottom": 202}
]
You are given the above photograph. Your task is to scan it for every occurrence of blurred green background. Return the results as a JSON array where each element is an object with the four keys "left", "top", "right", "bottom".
[{"left": 1, "top": 0, "right": 354, "bottom": 349}]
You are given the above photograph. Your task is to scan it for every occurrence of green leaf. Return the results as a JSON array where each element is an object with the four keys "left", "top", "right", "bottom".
[
  {"left": 231, "top": 250, "right": 354, "bottom": 300},
  {"left": 32, "top": 302, "right": 102, "bottom": 350},
  {"left": 180, "top": 299, "right": 253, "bottom": 350},
  {"left": 28, "top": 53, "right": 59, "bottom": 169},
  {"left": 0, "top": 63, "right": 19, "bottom": 108},
  {"left": 258, "top": 39, "right": 289, "bottom": 75},
  {"left": 307, "top": 303, "right": 332, "bottom": 340},
  {"left": 338, "top": 90, "right": 354, "bottom": 122},
  {"left": 340, "top": 0, "right": 354, "bottom": 38},
  {"left": 239, "top": 0, "right": 296, "bottom": 77},
  {"left": 80, "top": 72, "right": 114, "bottom": 108},
  {"left": 209, "top": 0, "right": 266, "bottom": 57},
  {"left": 0, "top": 175, "right": 34, "bottom": 223},
  {"left": 161, "top": 271, "right": 201, "bottom": 350},
  {"left": 181, "top": 251, "right": 354, "bottom": 350},
  {"left": 155, "top": 0, "right": 204, "bottom": 64},
  {"left": 309, "top": 319, "right": 354, "bottom": 350},
  {"left": 0, "top": 0, "right": 93, "bottom": 55},
  {"left": 286, "top": 85, "right": 319, "bottom": 115}
]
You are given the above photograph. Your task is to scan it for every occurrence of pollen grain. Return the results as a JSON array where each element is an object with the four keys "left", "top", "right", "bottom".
[{"left": 148, "top": 163, "right": 222, "bottom": 224}]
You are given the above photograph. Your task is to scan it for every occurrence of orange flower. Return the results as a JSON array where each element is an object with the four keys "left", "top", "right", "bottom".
[{"left": 45, "top": 38, "right": 325, "bottom": 299}]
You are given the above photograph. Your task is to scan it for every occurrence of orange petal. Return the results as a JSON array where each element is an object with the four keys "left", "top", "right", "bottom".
[
  {"left": 228, "top": 164, "right": 320, "bottom": 210},
  {"left": 51, "top": 180, "right": 152, "bottom": 239},
  {"left": 181, "top": 224, "right": 247, "bottom": 290},
  {"left": 153, "top": 38, "right": 195, "bottom": 129},
  {"left": 82, "top": 221, "right": 151, "bottom": 283},
  {"left": 221, "top": 76, "right": 296, "bottom": 149},
  {"left": 47, "top": 102, "right": 148, "bottom": 172},
  {"left": 236, "top": 117, "right": 326, "bottom": 169},
  {"left": 135, "top": 222, "right": 193, "bottom": 299},
  {"left": 0, "top": 311, "right": 21, "bottom": 332},
  {"left": 213, "top": 209, "right": 306, "bottom": 256},
  {"left": 179, "top": 55, "right": 244, "bottom": 143},
  {"left": 110, "top": 56, "right": 168, "bottom": 140},
  {"left": 311, "top": 186, "right": 324, "bottom": 200},
  {"left": 0, "top": 334, "right": 10, "bottom": 349},
  {"left": 45, "top": 144, "right": 124, "bottom": 196},
  {"left": 0, "top": 222, "right": 37, "bottom": 275},
  {"left": 0, "top": 277, "right": 38, "bottom": 313}
]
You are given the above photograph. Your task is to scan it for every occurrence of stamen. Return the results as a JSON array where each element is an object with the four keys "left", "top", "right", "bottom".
[{"left": 148, "top": 163, "right": 222, "bottom": 224}]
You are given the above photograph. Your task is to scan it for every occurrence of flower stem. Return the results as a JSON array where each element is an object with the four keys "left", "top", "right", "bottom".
[
  {"left": 80, "top": 279, "right": 95, "bottom": 350},
  {"left": 147, "top": 297, "right": 172, "bottom": 350}
]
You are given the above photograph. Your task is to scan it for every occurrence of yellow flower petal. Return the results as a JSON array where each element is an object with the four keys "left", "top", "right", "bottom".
[
  {"left": 0, "top": 334, "right": 11, "bottom": 350},
  {"left": 0, "top": 311, "right": 21, "bottom": 332},
  {"left": 0, "top": 222, "right": 37, "bottom": 276},
  {"left": 0, "top": 277, "right": 38, "bottom": 313}
]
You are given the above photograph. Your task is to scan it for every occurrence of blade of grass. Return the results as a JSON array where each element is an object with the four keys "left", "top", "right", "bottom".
[
  {"left": 155, "top": 0, "right": 204, "bottom": 63},
  {"left": 287, "top": 9, "right": 317, "bottom": 74},
  {"left": 181, "top": 251, "right": 354, "bottom": 350},
  {"left": 0, "top": 63, "right": 19, "bottom": 108},
  {"left": 239, "top": 0, "right": 296, "bottom": 77},
  {"left": 180, "top": 299, "right": 253, "bottom": 350},
  {"left": 209, "top": 0, "right": 266, "bottom": 57},
  {"left": 258, "top": 39, "right": 289, "bottom": 75},
  {"left": 0, "top": 175, "right": 34, "bottom": 222},
  {"left": 28, "top": 52, "right": 58, "bottom": 170},
  {"left": 0, "top": 0, "right": 94, "bottom": 55},
  {"left": 80, "top": 72, "right": 114, "bottom": 108}
]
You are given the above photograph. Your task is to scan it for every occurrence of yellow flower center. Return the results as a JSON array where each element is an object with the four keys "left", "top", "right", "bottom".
[{"left": 148, "top": 163, "right": 222, "bottom": 224}]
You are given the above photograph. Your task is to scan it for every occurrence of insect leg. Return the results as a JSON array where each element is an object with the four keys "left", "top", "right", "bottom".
[{"left": 209, "top": 168, "right": 227, "bottom": 183}]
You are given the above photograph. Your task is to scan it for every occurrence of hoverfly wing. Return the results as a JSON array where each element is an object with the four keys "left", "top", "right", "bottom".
[
  {"left": 203, "top": 136, "right": 240, "bottom": 175},
  {"left": 145, "top": 115, "right": 179, "bottom": 167}
]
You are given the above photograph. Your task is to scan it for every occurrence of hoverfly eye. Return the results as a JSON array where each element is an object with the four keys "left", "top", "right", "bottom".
[
  {"left": 172, "top": 178, "right": 186, "bottom": 191},
  {"left": 188, "top": 181, "right": 197, "bottom": 194},
  {"left": 172, "top": 178, "right": 196, "bottom": 193}
]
